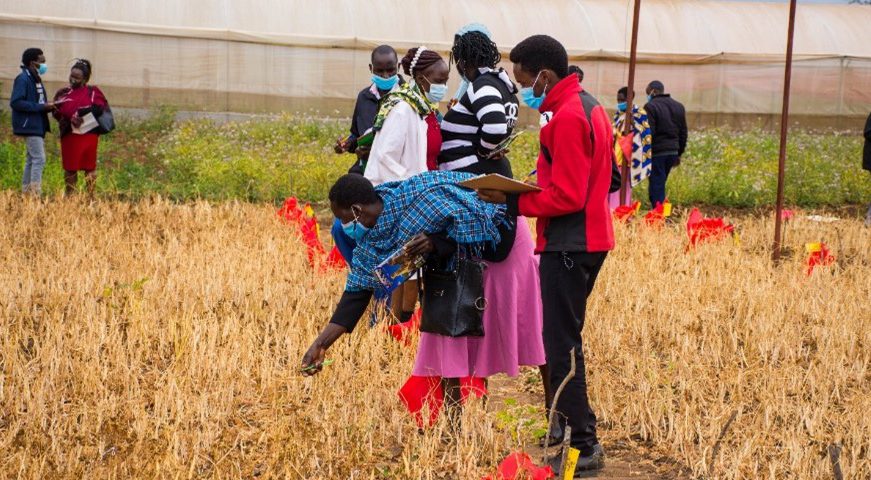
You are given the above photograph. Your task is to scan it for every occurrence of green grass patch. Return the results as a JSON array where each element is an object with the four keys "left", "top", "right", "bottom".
[{"left": 1, "top": 108, "right": 867, "bottom": 206}]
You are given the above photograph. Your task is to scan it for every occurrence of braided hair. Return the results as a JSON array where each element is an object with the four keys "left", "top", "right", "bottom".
[
  {"left": 452, "top": 31, "right": 501, "bottom": 70},
  {"left": 400, "top": 47, "right": 444, "bottom": 78},
  {"left": 72, "top": 58, "right": 93, "bottom": 82}
]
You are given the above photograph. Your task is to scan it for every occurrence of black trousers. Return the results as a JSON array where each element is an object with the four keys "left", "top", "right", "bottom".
[{"left": 539, "top": 251, "right": 607, "bottom": 455}]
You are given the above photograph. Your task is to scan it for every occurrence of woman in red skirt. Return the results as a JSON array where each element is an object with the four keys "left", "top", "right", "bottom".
[{"left": 53, "top": 59, "right": 108, "bottom": 196}]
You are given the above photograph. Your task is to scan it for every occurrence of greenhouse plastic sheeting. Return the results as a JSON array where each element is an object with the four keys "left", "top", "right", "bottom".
[{"left": 1, "top": 0, "right": 869, "bottom": 123}]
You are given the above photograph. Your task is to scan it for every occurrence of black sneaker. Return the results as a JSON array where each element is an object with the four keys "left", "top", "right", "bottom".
[
  {"left": 549, "top": 444, "right": 605, "bottom": 477},
  {"left": 575, "top": 444, "right": 605, "bottom": 472}
]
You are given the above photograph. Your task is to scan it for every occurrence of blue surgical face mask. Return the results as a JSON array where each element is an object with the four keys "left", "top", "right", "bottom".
[
  {"left": 372, "top": 74, "right": 398, "bottom": 91},
  {"left": 647, "top": 94, "right": 653, "bottom": 103},
  {"left": 425, "top": 79, "right": 448, "bottom": 103},
  {"left": 341, "top": 208, "right": 370, "bottom": 243},
  {"left": 37, "top": 63, "right": 48, "bottom": 76},
  {"left": 617, "top": 102, "right": 627, "bottom": 112},
  {"left": 453, "top": 78, "right": 470, "bottom": 100},
  {"left": 520, "top": 72, "right": 547, "bottom": 110}
]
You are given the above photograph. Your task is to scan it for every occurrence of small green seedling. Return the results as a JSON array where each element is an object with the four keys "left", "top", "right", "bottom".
[{"left": 300, "top": 359, "right": 334, "bottom": 372}]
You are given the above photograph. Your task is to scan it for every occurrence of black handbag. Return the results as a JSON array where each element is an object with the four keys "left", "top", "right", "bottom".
[
  {"left": 420, "top": 258, "right": 487, "bottom": 337},
  {"left": 89, "top": 87, "right": 115, "bottom": 134}
]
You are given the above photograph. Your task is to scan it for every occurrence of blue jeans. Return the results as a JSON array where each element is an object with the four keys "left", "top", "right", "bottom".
[
  {"left": 649, "top": 154, "right": 678, "bottom": 207},
  {"left": 22, "top": 136, "right": 46, "bottom": 194}
]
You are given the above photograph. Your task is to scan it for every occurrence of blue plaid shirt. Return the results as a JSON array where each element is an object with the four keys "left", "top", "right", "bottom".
[{"left": 346, "top": 171, "right": 506, "bottom": 292}]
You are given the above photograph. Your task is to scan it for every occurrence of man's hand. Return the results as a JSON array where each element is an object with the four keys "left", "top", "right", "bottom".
[
  {"left": 301, "top": 342, "right": 327, "bottom": 376},
  {"left": 674, "top": 157, "right": 682, "bottom": 167},
  {"left": 43, "top": 102, "right": 57, "bottom": 112},
  {"left": 334, "top": 137, "right": 348, "bottom": 154},
  {"left": 355, "top": 145, "right": 371, "bottom": 159},
  {"left": 477, "top": 189, "right": 507, "bottom": 204},
  {"left": 405, "top": 233, "right": 434, "bottom": 257}
]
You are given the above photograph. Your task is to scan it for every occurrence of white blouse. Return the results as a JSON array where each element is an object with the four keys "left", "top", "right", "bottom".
[{"left": 363, "top": 100, "right": 429, "bottom": 186}]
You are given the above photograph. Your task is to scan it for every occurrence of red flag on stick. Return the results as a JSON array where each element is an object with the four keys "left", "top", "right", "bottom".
[
  {"left": 482, "top": 452, "right": 555, "bottom": 480},
  {"left": 643, "top": 200, "right": 672, "bottom": 228},
  {"left": 325, "top": 245, "right": 347, "bottom": 269},
  {"left": 805, "top": 242, "right": 835, "bottom": 276},
  {"left": 387, "top": 309, "right": 421, "bottom": 346},
  {"left": 613, "top": 201, "right": 640, "bottom": 223},
  {"left": 686, "top": 208, "right": 735, "bottom": 247}
]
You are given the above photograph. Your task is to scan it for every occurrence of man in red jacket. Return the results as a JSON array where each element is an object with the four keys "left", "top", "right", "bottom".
[{"left": 479, "top": 35, "right": 614, "bottom": 474}]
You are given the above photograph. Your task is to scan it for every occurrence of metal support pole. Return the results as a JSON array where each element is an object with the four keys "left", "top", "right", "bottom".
[
  {"left": 773, "top": 0, "right": 797, "bottom": 261},
  {"left": 619, "top": 0, "right": 642, "bottom": 206}
]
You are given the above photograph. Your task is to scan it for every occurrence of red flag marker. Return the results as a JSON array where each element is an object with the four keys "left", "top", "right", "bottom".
[
  {"left": 805, "top": 242, "right": 835, "bottom": 276},
  {"left": 686, "top": 208, "right": 735, "bottom": 248},
  {"left": 387, "top": 309, "right": 421, "bottom": 346},
  {"left": 613, "top": 201, "right": 641, "bottom": 223},
  {"left": 482, "top": 452, "right": 555, "bottom": 480}
]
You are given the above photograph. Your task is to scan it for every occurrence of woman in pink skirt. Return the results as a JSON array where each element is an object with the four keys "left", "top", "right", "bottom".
[{"left": 412, "top": 218, "right": 545, "bottom": 409}]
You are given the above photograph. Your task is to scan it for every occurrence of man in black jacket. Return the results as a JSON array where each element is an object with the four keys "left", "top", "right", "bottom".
[{"left": 643, "top": 80, "right": 687, "bottom": 208}]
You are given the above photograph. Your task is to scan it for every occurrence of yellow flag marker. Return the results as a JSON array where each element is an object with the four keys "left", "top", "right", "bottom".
[
  {"left": 663, "top": 201, "right": 673, "bottom": 217},
  {"left": 563, "top": 447, "right": 580, "bottom": 480},
  {"left": 805, "top": 242, "right": 822, "bottom": 253}
]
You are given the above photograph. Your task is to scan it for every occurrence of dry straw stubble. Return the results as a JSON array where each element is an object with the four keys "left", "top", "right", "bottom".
[{"left": 0, "top": 193, "right": 868, "bottom": 478}]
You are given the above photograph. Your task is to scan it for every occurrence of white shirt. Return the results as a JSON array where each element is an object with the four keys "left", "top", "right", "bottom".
[{"left": 363, "top": 100, "right": 429, "bottom": 186}]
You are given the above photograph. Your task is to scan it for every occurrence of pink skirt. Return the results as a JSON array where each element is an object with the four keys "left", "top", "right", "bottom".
[
  {"left": 609, "top": 185, "right": 632, "bottom": 210},
  {"left": 412, "top": 217, "right": 545, "bottom": 378}
]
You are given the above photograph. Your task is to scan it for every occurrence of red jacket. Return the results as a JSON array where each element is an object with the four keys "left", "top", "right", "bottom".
[{"left": 508, "top": 74, "right": 615, "bottom": 253}]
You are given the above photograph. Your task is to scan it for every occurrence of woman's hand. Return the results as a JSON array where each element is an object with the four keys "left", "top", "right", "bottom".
[
  {"left": 71, "top": 115, "right": 84, "bottom": 128},
  {"left": 299, "top": 323, "right": 347, "bottom": 377},
  {"left": 477, "top": 189, "right": 507, "bottom": 204},
  {"left": 334, "top": 137, "right": 348, "bottom": 154},
  {"left": 301, "top": 341, "right": 328, "bottom": 376},
  {"left": 405, "top": 233, "right": 434, "bottom": 257}
]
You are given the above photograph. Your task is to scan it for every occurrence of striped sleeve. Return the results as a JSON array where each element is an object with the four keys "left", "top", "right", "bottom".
[{"left": 467, "top": 81, "right": 509, "bottom": 151}]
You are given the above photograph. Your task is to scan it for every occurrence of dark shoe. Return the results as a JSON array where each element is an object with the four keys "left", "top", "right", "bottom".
[
  {"left": 538, "top": 418, "right": 564, "bottom": 447},
  {"left": 549, "top": 444, "right": 605, "bottom": 477},
  {"left": 575, "top": 444, "right": 605, "bottom": 472}
]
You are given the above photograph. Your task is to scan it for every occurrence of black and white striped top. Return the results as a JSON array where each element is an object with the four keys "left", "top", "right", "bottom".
[{"left": 438, "top": 69, "right": 519, "bottom": 178}]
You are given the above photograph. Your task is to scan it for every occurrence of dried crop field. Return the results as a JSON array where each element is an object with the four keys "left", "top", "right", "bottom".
[{"left": 0, "top": 193, "right": 868, "bottom": 479}]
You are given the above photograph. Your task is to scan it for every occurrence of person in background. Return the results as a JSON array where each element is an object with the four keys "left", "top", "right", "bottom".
[
  {"left": 302, "top": 173, "right": 544, "bottom": 430},
  {"left": 438, "top": 23, "right": 519, "bottom": 177},
  {"left": 568, "top": 65, "right": 584, "bottom": 85},
  {"left": 331, "top": 45, "right": 404, "bottom": 264},
  {"left": 610, "top": 86, "right": 652, "bottom": 208},
  {"left": 363, "top": 46, "right": 450, "bottom": 322},
  {"left": 864, "top": 112, "right": 871, "bottom": 225},
  {"left": 10, "top": 47, "right": 56, "bottom": 196},
  {"left": 52, "top": 59, "right": 108, "bottom": 196},
  {"left": 479, "top": 34, "right": 615, "bottom": 474},
  {"left": 643, "top": 80, "right": 687, "bottom": 208}
]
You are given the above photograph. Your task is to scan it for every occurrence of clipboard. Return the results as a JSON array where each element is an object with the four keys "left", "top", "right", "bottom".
[{"left": 459, "top": 174, "right": 542, "bottom": 193}]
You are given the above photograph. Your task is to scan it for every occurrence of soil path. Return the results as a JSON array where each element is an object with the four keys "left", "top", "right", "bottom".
[{"left": 487, "top": 373, "right": 691, "bottom": 480}]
